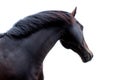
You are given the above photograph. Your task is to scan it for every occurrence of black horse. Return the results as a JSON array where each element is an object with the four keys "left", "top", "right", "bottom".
[{"left": 0, "top": 8, "right": 93, "bottom": 80}]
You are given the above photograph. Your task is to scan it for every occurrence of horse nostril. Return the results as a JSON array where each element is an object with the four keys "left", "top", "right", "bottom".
[
  {"left": 90, "top": 52, "right": 93, "bottom": 58},
  {"left": 88, "top": 53, "right": 93, "bottom": 61},
  {"left": 87, "top": 52, "right": 93, "bottom": 60}
]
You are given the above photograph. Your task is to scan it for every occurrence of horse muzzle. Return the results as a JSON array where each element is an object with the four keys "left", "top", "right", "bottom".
[
  {"left": 81, "top": 51, "right": 93, "bottom": 63},
  {"left": 80, "top": 42, "right": 93, "bottom": 63}
]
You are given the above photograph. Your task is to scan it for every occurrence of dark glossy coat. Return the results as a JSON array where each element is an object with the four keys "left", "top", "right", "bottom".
[{"left": 0, "top": 8, "right": 93, "bottom": 80}]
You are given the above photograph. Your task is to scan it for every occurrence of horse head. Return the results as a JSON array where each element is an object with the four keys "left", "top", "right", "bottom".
[{"left": 60, "top": 7, "right": 93, "bottom": 62}]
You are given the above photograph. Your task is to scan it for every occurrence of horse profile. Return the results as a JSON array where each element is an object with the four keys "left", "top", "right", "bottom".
[{"left": 0, "top": 8, "right": 93, "bottom": 80}]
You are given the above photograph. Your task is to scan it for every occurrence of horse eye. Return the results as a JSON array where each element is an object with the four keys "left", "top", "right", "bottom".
[
  {"left": 76, "top": 21, "right": 83, "bottom": 30},
  {"left": 80, "top": 25, "right": 84, "bottom": 30}
]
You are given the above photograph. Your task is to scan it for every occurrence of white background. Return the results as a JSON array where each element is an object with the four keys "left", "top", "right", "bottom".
[{"left": 0, "top": 0, "right": 120, "bottom": 80}]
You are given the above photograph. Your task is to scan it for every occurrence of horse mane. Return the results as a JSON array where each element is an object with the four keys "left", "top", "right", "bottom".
[
  {"left": 5, "top": 11, "right": 73, "bottom": 39},
  {"left": 0, "top": 33, "right": 5, "bottom": 38}
]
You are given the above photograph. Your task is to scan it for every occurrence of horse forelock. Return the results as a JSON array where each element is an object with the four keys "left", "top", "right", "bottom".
[{"left": 5, "top": 10, "right": 74, "bottom": 39}]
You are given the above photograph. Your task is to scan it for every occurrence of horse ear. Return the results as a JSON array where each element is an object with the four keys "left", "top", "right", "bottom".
[{"left": 71, "top": 7, "right": 77, "bottom": 17}]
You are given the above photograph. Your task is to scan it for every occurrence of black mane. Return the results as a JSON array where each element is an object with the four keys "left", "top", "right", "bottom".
[
  {"left": 0, "top": 33, "right": 5, "bottom": 38},
  {"left": 6, "top": 11, "right": 73, "bottom": 39}
]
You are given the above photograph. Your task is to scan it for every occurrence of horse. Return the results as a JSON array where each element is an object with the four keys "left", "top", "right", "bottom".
[{"left": 0, "top": 7, "right": 93, "bottom": 80}]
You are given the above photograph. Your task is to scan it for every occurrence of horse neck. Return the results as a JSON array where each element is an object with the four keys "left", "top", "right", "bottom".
[{"left": 21, "top": 27, "right": 63, "bottom": 63}]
